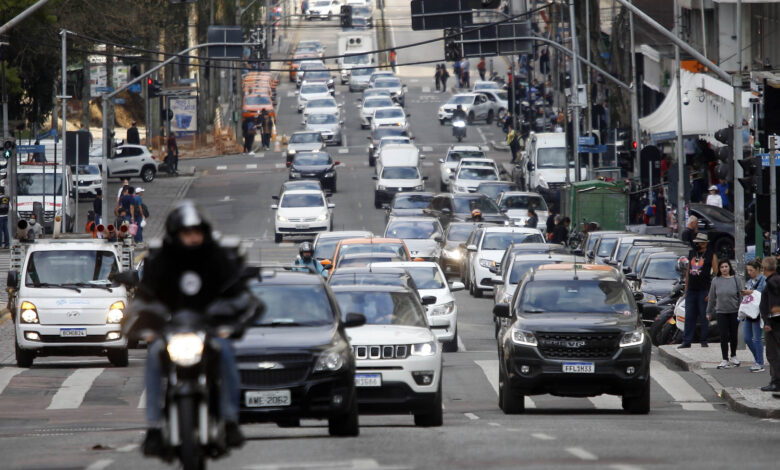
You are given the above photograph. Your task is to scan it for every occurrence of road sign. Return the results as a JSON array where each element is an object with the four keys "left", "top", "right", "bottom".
[
  {"left": 650, "top": 131, "right": 676, "bottom": 144},
  {"left": 128, "top": 83, "right": 142, "bottom": 93},
  {"left": 16, "top": 145, "right": 45, "bottom": 153},
  {"left": 95, "top": 86, "right": 114, "bottom": 93},
  {"left": 114, "top": 98, "right": 126, "bottom": 104},
  {"left": 770, "top": 134, "right": 780, "bottom": 150},
  {"left": 411, "top": 0, "right": 473, "bottom": 31},
  {"left": 208, "top": 26, "right": 243, "bottom": 59},
  {"left": 578, "top": 144, "right": 608, "bottom": 154},
  {"left": 459, "top": 20, "right": 532, "bottom": 58},
  {"left": 758, "top": 153, "right": 780, "bottom": 167},
  {"left": 578, "top": 136, "right": 595, "bottom": 146}
]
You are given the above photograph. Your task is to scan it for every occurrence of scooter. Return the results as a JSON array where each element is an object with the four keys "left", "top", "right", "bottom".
[{"left": 452, "top": 119, "right": 467, "bottom": 142}]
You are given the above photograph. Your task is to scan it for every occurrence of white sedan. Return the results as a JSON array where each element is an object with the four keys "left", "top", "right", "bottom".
[
  {"left": 297, "top": 82, "right": 331, "bottom": 112},
  {"left": 451, "top": 165, "right": 500, "bottom": 193},
  {"left": 370, "top": 106, "right": 408, "bottom": 131},
  {"left": 303, "top": 97, "right": 341, "bottom": 121},
  {"left": 271, "top": 189, "right": 335, "bottom": 243},
  {"left": 359, "top": 95, "right": 394, "bottom": 129}
]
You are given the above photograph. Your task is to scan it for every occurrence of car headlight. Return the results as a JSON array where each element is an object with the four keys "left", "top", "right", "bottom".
[
  {"left": 316, "top": 213, "right": 328, "bottom": 222},
  {"left": 411, "top": 341, "right": 437, "bottom": 356},
  {"left": 324, "top": 171, "right": 335, "bottom": 177},
  {"left": 314, "top": 345, "right": 348, "bottom": 372},
  {"left": 106, "top": 300, "right": 125, "bottom": 324},
  {"left": 166, "top": 332, "right": 205, "bottom": 367},
  {"left": 456, "top": 185, "right": 468, "bottom": 192},
  {"left": 430, "top": 301, "right": 455, "bottom": 316},
  {"left": 500, "top": 290, "right": 514, "bottom": 304},
  {"left": 20, "top": 301, "right": 39, "bottom": 324},
  {"left": 377, "top": 185, "right": 387, "bottom": 191},
  {"left": 414, "top": 184, "right": 424, "bottom": 191},
  {"left": 290, "top": 171, "right": 300, "bottom": 178},
  {"left": 619, "top": 329, "right": 645, "bottom": 347},
  {"left": 479, "top": 259, "right": 495, "bottom": 268},
  {"left": 444, "top": 248, "right": 461, "bottom": 260},
  {"left": 277, "top": 214, "right": 289, "bottom": 222},
  {"left": 511, "top": 329, "right": 537, "bottom": 347}
]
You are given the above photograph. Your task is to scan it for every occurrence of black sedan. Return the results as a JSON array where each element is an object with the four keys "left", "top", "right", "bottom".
[
  {"left": 234, "top": 270, "right": 366, "bottom": 436},
  {"left": 688, "top": 203, "right": 735, "bottom": 259},
  {"left": 288, "top": 151, "right": 339, "bottom": 192}
]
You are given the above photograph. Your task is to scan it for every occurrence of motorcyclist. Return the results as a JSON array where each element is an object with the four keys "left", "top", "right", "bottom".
[
  {"left": 292, "top": 241, "right": 328, "bottom": 277},
  {"left": 452, "top": 104, "right": 467, "bottom": 122},
  {"left": 132, "top": 200, "right": 249, "bottom": 456},
  {"left": 470, "top": 209, "right": 483, "bottom": 222}
]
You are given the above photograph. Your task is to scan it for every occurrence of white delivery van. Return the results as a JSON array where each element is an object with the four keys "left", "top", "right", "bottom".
[
  {"left": 373, "top": 147, "right": 427, "bottom": 209},
  {"left": 16, "top": 162, "right": 75, "bottom": 233},
  {"left": 375, "top": 143, "right": 422, "bottom": 175},
  {"left": 522, "top": 132, "right": 586, "bottom": 190}
]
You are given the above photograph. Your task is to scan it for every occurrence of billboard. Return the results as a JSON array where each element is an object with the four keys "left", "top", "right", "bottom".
[{"left": 169, "top": 97, "right": 198, "bottom": 137}]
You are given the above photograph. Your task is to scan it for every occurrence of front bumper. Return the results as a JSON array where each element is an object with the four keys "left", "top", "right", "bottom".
[
  {"left": 354, "top": 355, "right": 441, "bottom": 414},
  {"left": 473, "top": 263, "right": 496, "bottom": 291},
  {"left": 438, "top": 110, "right": 454, "bottom": 121},
  {"left": 427, "top": 310, "right": 457, "bottom": 342},
  {"left": 16, "top": 323, "right": 127, "bottom": 354},
  {"left": 440, "top": 254, "right": 463, "bottom": 277},
  {"left": 276, "top": 220, "right": 330, "bottom": 236}
]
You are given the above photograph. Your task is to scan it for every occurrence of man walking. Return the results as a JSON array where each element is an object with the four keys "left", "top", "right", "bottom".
[
  {"left": 759, "top": 256, "right": 780, "bottom": 392},
  {"left": 260, "top": 110, "right": 273, "bottom": 151},
  {"left": 439, "top": 64, "right": 449, "bottom": 93},
  {"left": 460, "top": 58, "right": 470, "bottom": 88},
  {"left": 389, "top": 49, "right": 397, "bottom": 73},
  {"left": 127, "top": 121, "right": 140, "bottom": 145},
  {"left": 681, "top": 215, "right": 698, "bottom": 250},
  {"left": 0, "top": 192, "right": 9, "bottom": 249},
  {"left": 166, "top": 131, "right": 179, "bottom": 175},
  {"left": 92, "top": 189, "right": 103, "bottom": 225},
  {"left": 477, "top": 57, "right": 486, "bottom": 81},
  {"left": 679, "top": 233, "right": 717, "bottom": 349},
  {"left": 134, "top": 187, "right": 147, "bottom": 243}
]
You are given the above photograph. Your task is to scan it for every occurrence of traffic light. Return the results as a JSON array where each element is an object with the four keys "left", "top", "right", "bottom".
[
  {"left": 2, "top": 139, "right": 14, "bottom": 160},
  {"left": 147, "top": 77, "right": 162, "bottom": 98},
  {"left": 444, "top": 28, "right": 461, "bottom": 61},
  {"left": 738, "top": 155, "right": 762, "bottom": 193},
  {"left": 340, "top": 5, "right": 352, "bottom": 28},
  {"left": 161, "top": 108, "right": 174, "bottom": 121}
]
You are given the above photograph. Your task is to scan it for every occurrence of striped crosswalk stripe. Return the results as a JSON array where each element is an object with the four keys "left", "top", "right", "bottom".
[
  {"left": 47, "top": 368, "right": 104, "bottom": 410},
  {"left": 651, "top": 360, "right": 715, "bottom": 411},
  {"left": 0, "top": 368, "right": 23, "bottom": 395}
]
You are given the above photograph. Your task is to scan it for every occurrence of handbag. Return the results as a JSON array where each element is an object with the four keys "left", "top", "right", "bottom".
[{"left": 738, "top": 290, "right": 761, "bottom": 320}]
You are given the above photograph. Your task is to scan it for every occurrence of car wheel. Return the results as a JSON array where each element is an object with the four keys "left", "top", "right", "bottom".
[
  {"left": 439, "top": 119, "right": 445, "bottom": 126},
  {"left": 486, "top": 110, "right": 494, "bottom": 124},
  {"left": 107, "top": 348, "right": 129, "bottom": 367},
  {"left": 141, "top": 166, "right": 155, "bottom": 182},
  {"left": 297, "top": 108, "right": 302, "bottom": 113},
  {"left": 659, "top": 323, "right": 678, "bottom": 345},
  {"left": 15, "top": 339, "right": 34, "bottom": 368},
  {"left": 274, "top": 232, "right": 283, "bottom": 243},
  {"left": 443, "top": 328, "right": 459, "bottom": 352},
  {"left": 328, "top": 393, "right": 359, "bottom": 436},
  {"left": 498, "top": 366, "right": 524, "bottom": 414},
  {"left": 440, "top": 181, "right": 447, "bottom": 191},
  {"left": 622, "top": 379, "right": 650, "bottom": 414},
  {"left": 473, "top": 286, "right": 482, "bottom": 298},
  {"left": 414, "top": 381, "right": 443, "bottom": 426},
  {"left": 467, "top": 112, "right": 475, "bottom": 124}
]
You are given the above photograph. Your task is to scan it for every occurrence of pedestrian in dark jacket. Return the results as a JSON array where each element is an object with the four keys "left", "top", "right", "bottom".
[
  {"left": 127, "top": 121, "right": 140, "bottom": 145},
  {"left": 551, "top": 217, "right": 570, "bottom": 244},
  {"left": 440, "top": 64, "right": 450, "bottom": 93},
  {"left": 706, "top": 259, "right": 742, "bottom": 369},
  {"left": 680, "top": 233, "right": 718, "bottom": 349},
  {"left": 260, "top": 110, "right": 274, "bottom": 150},
  {"left": 759, "top": 256, "right": 780, "bottom": 392},
  {"left": 524, "top": 208, "right": 538, "bottom": 228},
  {"left": 166, "top": 132, "right": 179, "bottom": 174},
  {"left": 434, "top": 65, "right": 441, "bottom": 91}
]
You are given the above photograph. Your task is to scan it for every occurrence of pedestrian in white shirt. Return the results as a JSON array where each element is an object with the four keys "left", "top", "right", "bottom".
[{"left": 706, "top": 185, "right": 722, "bottom": 208}]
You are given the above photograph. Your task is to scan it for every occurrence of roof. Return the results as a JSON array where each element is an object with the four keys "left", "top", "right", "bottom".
[
  {"left": 448, "top": 145, "right": 482, "bottom": 151},
  {"left": 513, "top": 253, "right": 577, "bottom": 262},
  {"left": 392, "top": 192, "right": 433, "bottom": 198},
  {"left": 500, "top": 191, "right": 545, "bottom": 197},
  {"left": 316, "top": 230, "right": 373, "bottom": 240},
  {"left": 330, "top": 266, "right": 408, "bottom": 275},
  {"left": 372, "top": 261, "right": 440, "bottom": 270},
  {"left": 533, "top": 263, "right": 620, "bottom": 281},
  {"left": 330, "top": 284, "right": 412, "bottom": 294},
  {"left": 339, "top": 237, "right": 404, "bottom": 245},
  {"left": 281, "top": 189, "right": 325, "bottom": 195},
  {"left": 253, "top": 270, "right": 325, "bottom": 285},
  {"left": 387, "top": 216, "right": 437, "bottom": 224}
]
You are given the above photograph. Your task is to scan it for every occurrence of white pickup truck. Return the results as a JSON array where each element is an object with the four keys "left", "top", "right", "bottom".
[{"left": 7, "top": 236, "right": 135, "bottom": 367}]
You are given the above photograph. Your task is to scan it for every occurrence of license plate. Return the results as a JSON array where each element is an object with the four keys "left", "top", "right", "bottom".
[
  {"left": 59, "top": 328, "right": 87, "bottom": 337},
  {"left": 355, "top": 373, "right": 382, "bottom": 387},
  {"left": 245, "top": 390, "right": 291, "bottom": 407},
  {"left": 295, "top": 224, "right": 309, "bottom": 229},
  {"left": 562, "top": 362, "right": 594, "bottom": 373}
]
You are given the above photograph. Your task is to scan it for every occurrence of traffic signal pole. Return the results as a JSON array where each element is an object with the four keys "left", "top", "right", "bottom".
[
  {"left": 772, "top": 138, "right": 777, "bottom": 254},
  {"left": 674, "top": 0, "right": 685, "bottom": 237}
]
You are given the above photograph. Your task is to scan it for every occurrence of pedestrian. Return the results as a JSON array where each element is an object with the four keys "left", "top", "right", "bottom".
[
  {"left": 759, "top": 256, "right": 780, "bottom": 391},
  {"left": 434, "top": 64, "right": 441, "bottom": 91},
  {"left": 166, "top": 131, "right": 179, "bottom": 175},
  {"left": 539, "top": 47, "right": 550, "bottom": 75},
  {"left": 127, "top": 121, "right": 140, "bottom": 145},
  {"left": 717, "top": 178, "right": 730, "bottom": 210},
  {"left": 244, "top": 118, "right": 256, "bottom": 154},
  {"left": 742, "top": 258, "right": 767, "bottom": 372},
  {"left": 29, "top": 140, "right": 45, "bottom": 163},
  {"left": 477, "top": 57, "right": 486, "bottom": 81},
  {"left": 389, "top": 49, "right": 397, "bottom": 72},
  {"left": 460, "top": 58, "right": 470, "bottom": 88},
  {"left": 706, "top": 185, "right": 722, "bottom": 207},
  {"left": 92, "top": 188, "right": 103, "bottom": 225},
  {"left": 546, "top": 210, "right": 557, "bottom": 238},
  {"left": 119, "top": 186, "right": 137, "bottom": 224},
  {"left": 524, "top": 208, "right": 538, "bottom": 228},
  {"left": 452, "top": 60, "right": 461, "bottom": 88},
  {"left": 439, "top": 64, "right": 449, "bottom": 93},
  {"left": 0, "top": 192, "right": 8, "bottom": 249},
  {"left": 508, "top": 127, "right": 520, "bottom": 163},
  {"left": 301, "top": 1, "right": 308, "bottom": 15},
  {"left": 681, "top": 215, "right": 698, "bottom": 250},
  {"left": 134, "top": 187, "right": 147, "bottom": 243},
  {"left": 117, "top": 178, "right": 131, "bottom": 203},
  {"left": 679, "top": 233, "right": 718, "bottom": 349},
  {"left": 551, "top": 216, "right": 570, "bottom": 244},
  {"left": 706, "top": 259, "right": 742, "bottom": 369},
  {"left": 260, "top": 110, "right": 274, "bottom": 150}
]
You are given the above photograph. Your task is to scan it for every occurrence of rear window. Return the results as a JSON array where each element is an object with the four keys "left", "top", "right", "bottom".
[
  {"left": 382, "top": 167, "right": 419, "bottom": 179},
  {"left": 446, "top": 150, "right": 485, "bottom": 162},
  {"left": 452, "top": 196, "right": 500, "bottom": 214},
  {"left": 392, "top": 194, "right": 432, "bottom": 209},
  {"left": 329, "top": 273, "right": 409, "bottom": 287},
  {"left": 597, "top": 237, "right": 619, "bottom": 257},
  {"left": 364, "top": 98, "right": 394, "bottom": 108},
  {"left": 509, "top": 259, "right": 562, "bottom": 284},
  {"left": 385, "top": 220, "right": 440, "bottom": 239},
  {"left": 314, "top": 238, "right": 341, "bottom": 260},
  {"left": 250, "top": 284, "right": 335, "bottom": 326},
  {"left": 499, "top": 195, "right": 548, "bottom": 211},
  {"left": 333, "top": 290, "right": 427, "bottom": 327},
  {"left": 404, "top": 266, "right": 446, "bottom": 290},
  {"left": 375, "top": 108, "right": 404, "bottom": 119},
  {"left": 294, "top": 153, "right": 331, "bottom": 165},
  {"left": 246, "top": 95, "right": 271, "bottom": 105},
  {"left": 458, "top": 167, "right": 497, "bottom": 181},
  {"left": 519, "top": 280, "right": 633, "bottom": 314},
  {"left": 447, "top": 224, "right": 477, "bottom": 241}
]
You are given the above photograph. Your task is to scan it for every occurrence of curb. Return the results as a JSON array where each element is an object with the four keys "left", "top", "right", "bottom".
[
  {"left": 657, "top": 345, "right": 701, "bottom": 371},
  {"left": 721, "top": 387, "right": 780, "bottom": 419},
  {"left": 490, "top": 140, "right": 510, "bottom": 152}
]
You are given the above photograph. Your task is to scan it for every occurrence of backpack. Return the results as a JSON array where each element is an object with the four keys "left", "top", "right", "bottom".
[{"left": 141, "top": 203, "right": 150, "bottom": 219}]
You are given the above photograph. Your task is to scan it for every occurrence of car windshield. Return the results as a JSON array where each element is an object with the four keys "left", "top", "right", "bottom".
[
  {"left": 375, "top": 79, "right": 401, "bottom": 88},
  {"left": 25, "top": 250, "right": 118, "bottom": 287},
  {"left": 404, "top": 267, "right": 446, "bottom": 290},
  {"left": 448, "top": 95, "right": 474, "bottom": 105},
  {"left": 338, "top": 243, "right": 409, "bottom": 260},
  {"left": 509, "top": 260, "right": 563, "bottom": 284},
  {"left": 382, "top": 166, "right": 419, "bottom": 179},
  {"left": 334, "top": 290, "right": 427, "bottom": 327},
  {"left": 536, "top": 147, "right": 572, "bottom": 168},
  {"left": 308, "top": 114, "right": 338, "bottom": 125},
  {"left": 295, "top": 153, "right": 331, "bottom": 165},
  {"left": 73, "top": 165, "right": 100, "bottom": 175},
  {"left": 330, "top": 272, "right": 409, "bottom": 287},
  {"left": 447, "top": 150, "right": 485, "bottom": 162},
  {"left": 280, "top": 193, "right": 325, "bottom": 208},
  {"left": 364, "top": 98, "right": 394, "bottom": 108},
  {"left": 458, "top": 167, "right": 497, "bottom": 181},
  {"left": 301, "top": 84, "right": 329, "bottom": 94},
  {"left": 500, "top": 195, "right": 548, "bottom": 211},
  {"left": 307, "top": 99, "right": 337, "bottom": 108},
  {"left": 250, "top": 284, "right": 334, "bottom": 326},
  {"left": 290, "top": 133, "right": 321, "bottom": 143},
  {"left": 453, "top": 196, "right": 501, "bottom": 214},
  {"left": 385, "top": 220, "right": 440, "bottom": 239},
  {"left": 474, "top": 82, "right": 499, "bottom": 90},
  {"left": 633, "top": 251, "right": 658, "bottom": 272},
  {"left": 520, "top": 280, "right": 633, "bottom": 314},
  {"left": 246, "top": 95, "right": 271, "bottom": 105},
  {"left": 447, "top": 224, "right": 477, "bottom": 241},
  {"left": 597, "top": 238, "right": 619, "bottom": 257},
  {"left": 478, "top": 183, "right": 512, "bottom": 200},
  {"left": 351, "top": 66, "right": 372, "bottom": 75},
  {"left": 375, "top": 108, "right": 404, "bottom": 119},
  {"left": 283, "top": 181, "right": 321, "bottom": 192},
  {"left": 643, "top": 258, "right": 679, "bottom": 280},
  {"left": 482, "top": 232, "right": 544, "bottom": 250},
  {"left": 345, "top": 54, "right": 371, "bottom": 65},
  {"left": 314, "top": 1, "right": 330, "bottom": 6},
  {"left": 305, "top": 70, "right": 330, "bottom": 80},
  {"left": 17, "top": 173, "right": 63, "bottom": 196},
  {"left": 393, "top": 194, "right": 432, "bottom": 209},
  {"left": 586, "top": 234, "right": 602, "bottom": 253}
]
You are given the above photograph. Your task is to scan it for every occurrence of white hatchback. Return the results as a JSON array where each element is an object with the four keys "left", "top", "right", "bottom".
[
  {"left": 297, "top": 82, "right": 331, "bottom": 112},
  {"left": 271, "top": 189, "right": 335, "bottom": 243},
  {"left": 359, "top": 95, "right": 394, "bottom": 129},
  {"left": 437, "top": 146, "right": 486, "bottom": 191},
  {"left": 451, "top": 164, "right": 500, "bottom": 193},
  {"left": 371, "top": 106, "right": 408, "bottom": 131}
]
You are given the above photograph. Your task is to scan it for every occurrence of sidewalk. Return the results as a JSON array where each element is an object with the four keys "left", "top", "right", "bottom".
[{"left": 658, "top": 344, "right": 780, "bottom": 418}]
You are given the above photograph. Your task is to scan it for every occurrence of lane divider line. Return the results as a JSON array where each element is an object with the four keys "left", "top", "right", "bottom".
[
  {"left": 566, "top": 447, "right": 598, "bottom": 461},
  {"left": 464, "top": 412, "right": 479, "bottom": 420}
]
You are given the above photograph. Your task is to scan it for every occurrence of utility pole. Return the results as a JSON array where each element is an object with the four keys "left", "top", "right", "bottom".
[
  {"left": 59, "top": 30, "right": 68, "bottom": 232},
  {"left": 629, "top": 0, "right": 640, "bottom": 184},
  {"left": 568, "top": 0, "right": 581, "bottom": 183},
  {"left": 585, "top": 0, "right": 593, "bottom": 179},
  {"left": 1, "top": 48, "right": 8, "bottom": 139},
  {"left": 771, "top": 137, "right": 777, "bottom": 254},
  {"left": 674, "top": 0, "right": 685, "bottom": 236},
  {"left": 733, "top": 0, "right": 745, "bottom": 277}
]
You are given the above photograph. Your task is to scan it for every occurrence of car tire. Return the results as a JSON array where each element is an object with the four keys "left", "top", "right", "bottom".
[
  {"left": 649, "top": 316, "right": 669, "bottom": 346},
  {"left": 15, "top": 339, "right": 34, "bottom": 368},
  {"left": 439, "top": 119, "right": 445, "bottom": 126},
  {"left": 659, "top": 322, "right": 678, "bottom": 345},
  {"left": 467, "top": 112, "right": 475, "bottom": 125},
  {"left": 107, "top": 348, "right": 129, "bottom": 367},
  {"left": 328, "top": 393, "right": 359, "bottom": 436},
  {"left": 622, "top": 379, "right": 650, "bottom": 415},
  {"left": 277, "top": 417, "right": 301, "bottom": 428},
  {"left": 443, "top": 329, "right": 458, "bottom": 352},
  {"left": 414, "top": 381, "right": 443, "bottom": 427},
  {"left": 486, "top": 110, "right": 494, "bottom": 124},
  {"left": 141, "top": 165, "right": 156, "bottom": 183},
  {"left": 498, "top": 367, "right": 524, "bottom": 414},
  {"left": 274, "top": 232, "right": 283, "bottom": 243}
]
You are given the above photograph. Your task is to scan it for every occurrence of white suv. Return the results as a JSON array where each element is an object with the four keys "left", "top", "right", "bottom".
[
  {"left": 271, "top": 189, "right": 335, "bottom": 243},
  {"left": 91, "top": 144, "right": 159, "bottom": 182},
  {"left": 451, "top": 164, "right": 500, "bottom": 193},
  {"left": 331, "top": 285, "right": 443, "bottom": 426},
  {"left": 438, "top": 146, "right": 486, "bottom": 191},
  {"left": 437, "top": 92, "right": 500, "bottom": 124}
]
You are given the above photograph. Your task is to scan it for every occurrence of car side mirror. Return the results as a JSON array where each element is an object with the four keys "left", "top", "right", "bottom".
[
  {"left": 328, "top": 203, "right": 336, "bottom": 208},
  {"left": 6, "top": 270, "right": 18, "bottom": 289},
  {"left": 493, "top": 303, "right": 511, "bottom": 318},
  {"left": 421, "top": 295, "right": 437, "bottom": 305},
  {"left": 449, "top": 281, "right": 465, "bottom": 292},
  {"left": 344, "top": 312, "right": 366, "bottom": 328},
  {"left": 372, "top": 176, "right": 378, "bottom": 180},
  {"left": 271, "top": 204, "right": 279, "bottom": 210},
  {"left": 623, "top": 266, "right": 631, "bottom": 274},
  {"left": 321, "top": 259, "right": 333, "bottom": 269},
  {"left": 439, "top": 158, "right": 444, "bottom": 164},
  {"left": 625, "top": 273, "right": 637, "bottom": 281},
  {"left": 423, "top": 176, "right": 429, "bottom": 181},
  {"left": 633, "top": 292, "right": 644, "bottom": 301},
  {"left": 466, "top": 244, "right": 477, "bottom": 251}
]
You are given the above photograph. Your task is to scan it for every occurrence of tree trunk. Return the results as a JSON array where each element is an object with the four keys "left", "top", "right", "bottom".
[{"left": 609, "top": 6, "right": 631, "bottom": 128}]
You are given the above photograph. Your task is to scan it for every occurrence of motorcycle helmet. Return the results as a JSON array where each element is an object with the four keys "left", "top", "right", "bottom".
[
  {"left": 164, "top": 200, "right": 213, "bottom": 246},
  {"left": 676, "top": 256, "right": 689, "bottom": 274},
  {"left": 299, "top": 241, "right": 314, "bottom": 261},
  {"left": 471, "top": 209, "right": 483, "bottom": 220}
]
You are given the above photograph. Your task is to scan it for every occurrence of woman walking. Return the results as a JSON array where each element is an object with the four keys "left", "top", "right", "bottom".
[
  {"left": 434, "top": 65, "right": 441, "bottom": 91},
  {"left": 440, "top": 64, "right": 450, "bottom": 93},
  {"left": 742, "top": 258, "right": 767, "bottom": 372},
  {"left": 706, "top": 259, "right": 742, "bottom": 369}
]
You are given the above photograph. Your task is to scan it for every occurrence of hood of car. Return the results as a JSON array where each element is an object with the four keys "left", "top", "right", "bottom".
[
  {"left": 403, "top": 239, "right": 440, "bottom": 257},
  {"left": 277, "top": 206, "right": 328, "bottom": 218},
  {"left": 234, "top": 324, "right": 338, "bottom": 351},
  {"left": 517, "top": 313, "right": 638, "bottom": 332},
  {"left": 378, "top": 178, "right": 421, "bottom": 188},
  {"left": 373, "top": 118, "right": 406, "bottom": 126},
  {"left": 347, "top": 324, "right": 435, "bottom": 345},
  {"left": 306, "top": 123, "right": 339, "bottom": 133}
]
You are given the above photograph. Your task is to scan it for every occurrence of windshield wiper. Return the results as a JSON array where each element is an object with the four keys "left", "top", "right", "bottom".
[
  {"left": 33, "top": 282, "right": 81, "bottom": 293},
  {"left": 258, "top": 320, "right": 319, "bottom": 327},
  {"left": 72, "top": 282, "right": 114, "bottom": 292},
  {"left": 523, "top": 308, "right": 546, "bottom": 313}
]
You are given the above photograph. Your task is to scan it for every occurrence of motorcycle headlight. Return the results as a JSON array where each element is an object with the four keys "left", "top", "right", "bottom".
[
  {"left": 316, "top": 213, "right": 328, "bottom": 221},
  {"left": 479, "top": 259, "right": 495, "bottom": 268},
  {"left": 277, "top": 214, "right": 289, "bottom": 222},
  {"left": 166, "top": 332, "right": 205, "bottom": 367},
  {"left": 430, "top": 301, "right": 455, "bottom": 316},
  {"left": 444, "top": 248, "right": 461, "bottom": 260},
  {"left": 411, "top": 341, "right": 437, "bottom": 356},
  {"left": 314, "top": 345, "right": 348, "bottom": 372},
  {"left": 20, "top": 301, "right": 39, "bottom": 324},
  {"left": 106, "top": 300, "right": 125, "bottom": 324},
  {"left": 619, "top": 329, "right": 645, "bottom": 348},
  {"left": 511, "top": 329, "right": 537, "bottom": 347}
]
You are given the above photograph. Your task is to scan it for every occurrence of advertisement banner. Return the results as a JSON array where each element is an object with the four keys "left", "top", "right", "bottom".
[{"left": 169, "top": 97, "right": 198, "bottom": 137}]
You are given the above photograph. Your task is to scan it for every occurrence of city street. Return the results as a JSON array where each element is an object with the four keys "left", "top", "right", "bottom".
[{"left": 0, "top": 2, "right": 779, "bottom": 470}]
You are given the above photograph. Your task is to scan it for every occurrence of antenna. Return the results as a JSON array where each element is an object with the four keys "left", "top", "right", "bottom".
[{"left": 573, "top": 261, "right": 579, "bottom": 281}]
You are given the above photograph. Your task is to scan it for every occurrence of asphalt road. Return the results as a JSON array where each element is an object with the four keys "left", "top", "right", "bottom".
[{"left": 0, "top": 5, "right": 778, "bottom": 469}]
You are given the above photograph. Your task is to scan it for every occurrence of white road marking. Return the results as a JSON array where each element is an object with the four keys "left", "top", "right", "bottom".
[
  {"left": 244, "top": 459, "right": 410, "bottom": 470},
  {"left": 137, "top": 389, "right": 146, "bottom": 408},
  {"left": 476, "top": 127, "right": 487, "bottom": 143},
  {"left": 422, "top": 146, "right": 434, "bottom": 152},
  {"left": 255, "top": 152, "right": 265, "bottom": 158},
  {"left": 222, "top": 196, "right": 233, "bottom": 202},
  {"left": 488, "top": 422, "right": 501, "bottom": 427},
  {"left": 456, "top": 334, "right": 466, "bottom": 352},
  {"left": 246, "top": 164, "right": 258, "bottom": 169},
  {"left": 342, "top": 134, "right": 348, "bottom": 148},
  {"left": 464, "top": 412, "right": 479, "bottom": 420},
  {"left": 610, "top": 465, "right": 644, "bottom": 470},
  {"left": 216, "top": 165, "right": 227, "bottom": 170},
  {"left": 86, "top": 459, "right": 114, "bottom": 470},
  {"left": 531, "top": 433, "right": 556, "bottom": 441},
  {"left": 0, "top": 367, "right": 23, "bottom": 394},
  {"left": 422, "top": 87, "right": 431, "bottom": 93},
  {"left": 566, "top": 447, "right": 598, "bottom": 461},
  {"left": 588, "top": 394, "right": 623, "bottom": 409},
  {"left": 338, "top": 148, "right": 350, "bottom": 154},
  {"left": 47, "top": 368, "right": 104, "bottom": 410},
  {"left": 422, "top": 162, "right": 434, "bottom": 167},
  {"left": 286, "top": 91, "right": 296, "bottom": 98},
  {"left": 275, "top": 163, "right": 287, "bottom": 168},
  {"left": 117, "top": 444, "right": 140, "bottom": 453},
  {"left": 651, "top": 360, "right": 714, "bottom": 410},
  {"left": 473, "top": 360, "right": 535, "bottom": 408}
]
